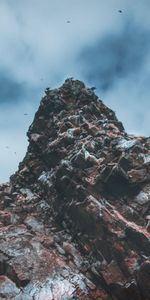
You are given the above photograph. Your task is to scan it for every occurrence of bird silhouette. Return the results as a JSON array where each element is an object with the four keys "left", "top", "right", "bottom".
[
  {"left": 67, "top": 20, "right": 71, "bottom": 23},
  {"left": 91, "top": 87, "right": 96, "bottom": 91},
  {"left": 24, "top": 113, "right": 28, "bottom": 116},
  {"left": 45, "top": 87, "right": 51, "bottom": 95},
  {"left": 118, "top": 10, "right": 123, "bottom": 13}
]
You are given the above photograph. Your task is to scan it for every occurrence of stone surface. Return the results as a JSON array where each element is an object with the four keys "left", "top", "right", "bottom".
[{"left": 0, "top": 79, "right": 150, "bottom": 299}]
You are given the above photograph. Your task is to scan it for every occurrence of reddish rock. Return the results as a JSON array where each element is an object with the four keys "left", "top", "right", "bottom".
[{"left": 0, "top": 79, "right": 150, "bottom": 299}]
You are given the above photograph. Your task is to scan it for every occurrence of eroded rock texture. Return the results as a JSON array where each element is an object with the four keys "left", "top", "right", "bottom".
[{"left": 0, "top": 79, "right": 150, "bottom": 299}]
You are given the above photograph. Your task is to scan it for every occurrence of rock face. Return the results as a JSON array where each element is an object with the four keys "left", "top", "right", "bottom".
[{"left": 0, "top": 79, "right": 150, "bottom": 299}]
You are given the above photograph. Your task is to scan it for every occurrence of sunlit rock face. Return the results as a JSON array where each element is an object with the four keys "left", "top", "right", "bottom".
[{"left": 0, "top": 79, "right": 150, "bottom": 300}]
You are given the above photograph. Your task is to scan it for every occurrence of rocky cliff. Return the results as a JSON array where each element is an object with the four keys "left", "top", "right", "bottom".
[{"left": 0, "top": 79, "right": 150, "bottom": 299}]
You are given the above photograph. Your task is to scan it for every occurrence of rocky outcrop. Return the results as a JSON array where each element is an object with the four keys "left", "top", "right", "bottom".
[{"left": 0, "top": 79, "right": 150, "bottom": 299}]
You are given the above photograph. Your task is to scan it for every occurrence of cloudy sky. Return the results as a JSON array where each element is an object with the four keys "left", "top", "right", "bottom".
[{"left": 0, "top": 0, "right": 150, "bottom": 183}]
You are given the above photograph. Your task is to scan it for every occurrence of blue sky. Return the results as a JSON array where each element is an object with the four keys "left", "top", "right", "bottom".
[{"left": 0, "top": 0, "right": 150, "bottom": 182}]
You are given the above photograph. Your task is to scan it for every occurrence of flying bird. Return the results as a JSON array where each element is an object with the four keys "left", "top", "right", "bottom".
[
  {"left": 24, "top": 113, "right": 28, "bottom": 116},
  {"left": 67, "top": 20, "right": 71, "bottom": 23},
  {"left": 118, "top": 10, "right": 123, "bottom": 13}
]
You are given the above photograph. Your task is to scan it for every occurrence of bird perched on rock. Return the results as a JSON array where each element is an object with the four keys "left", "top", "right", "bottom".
[
  {"left": 45, "top": 87, "right": 50, "bottom": 95},
  {"left": 91, "top": 87, "right": 96, "bottom": 91}
]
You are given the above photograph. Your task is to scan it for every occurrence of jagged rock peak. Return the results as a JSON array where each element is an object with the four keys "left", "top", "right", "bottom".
[
  {"left": 11, "top": 78, "right": 125, "bottom": 186},
  {"left": 28, "top": 78, "right": 121, "bottom": 139},
  {"left": 1, "top": 79, "right": 150, "bottom": 300}
]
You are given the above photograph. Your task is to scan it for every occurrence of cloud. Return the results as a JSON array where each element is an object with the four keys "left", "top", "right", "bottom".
[
  {"left": 78, "top": 19, "right": 150, "bottom": 91},
  {"left": 0, "top": 0, "right": 150, "bottom": 182},
  {"left": 0, "top": 100, "right": 38, "bottom": 182},
  {"left": 0, "top": 0, "right": 125, "bottom": 86},
  {"left": 76, "top": 15, "right": 150, "bottom": 136},
  {"left": 0, "top": 129, "right": 28, "bottom": 183},
  {"left": 0, "top": 74, "right": 27, "bottom": 103}
]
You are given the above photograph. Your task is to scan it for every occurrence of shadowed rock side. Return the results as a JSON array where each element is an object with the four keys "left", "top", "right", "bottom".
[{"left": 0, "top": 79, "right": 150, "bottom": 299}]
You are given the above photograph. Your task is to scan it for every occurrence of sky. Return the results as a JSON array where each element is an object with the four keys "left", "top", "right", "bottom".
[{"left": 0, "top": 0, "right": 150, "bottom": 183}]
